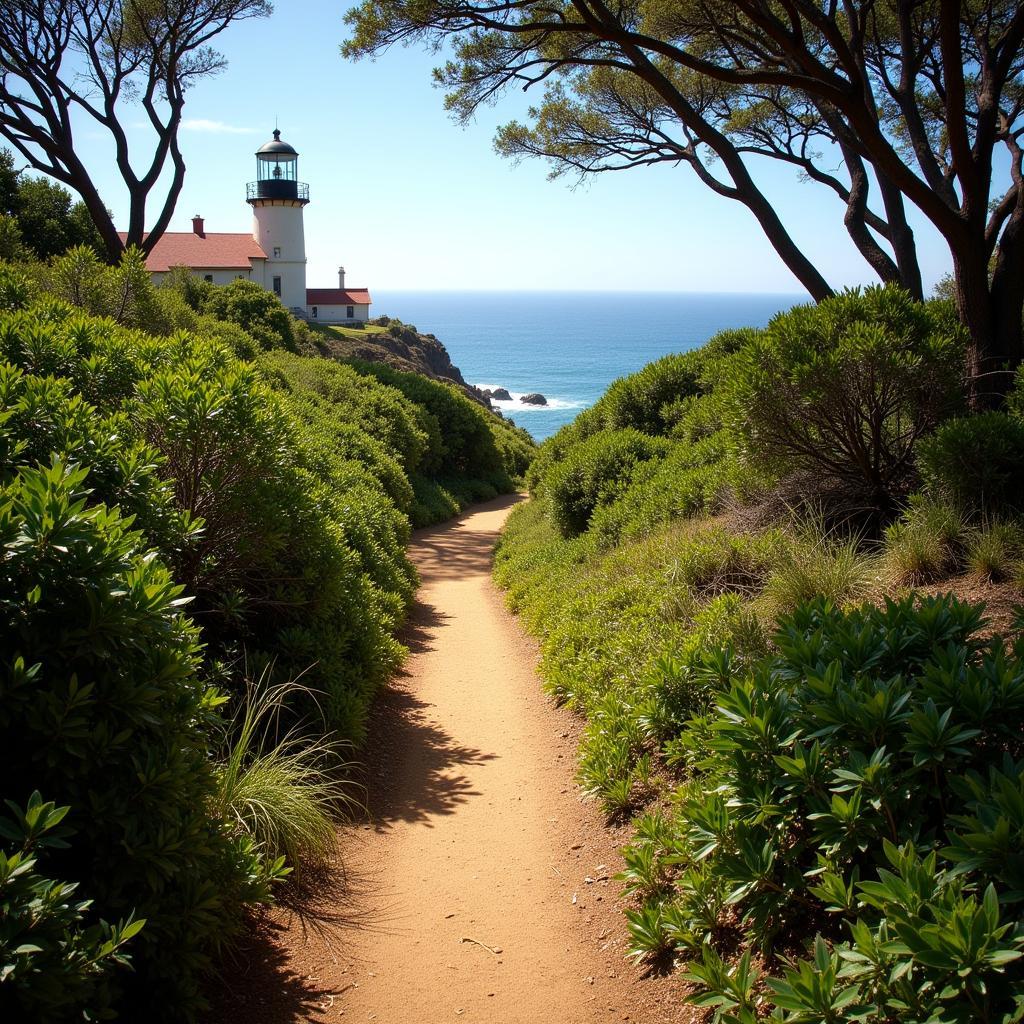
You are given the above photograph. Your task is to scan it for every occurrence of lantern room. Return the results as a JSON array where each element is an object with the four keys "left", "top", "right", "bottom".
[{"left": 247, "top": 129, "right": 309, "bottom": 204}]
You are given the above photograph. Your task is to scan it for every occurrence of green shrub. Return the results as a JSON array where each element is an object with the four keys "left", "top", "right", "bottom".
[
  {"left": 262, "top": 351, "right": 429, "bottom": 475},
  {"left": 919, "top": 411, "right": 1024, "bottom": 516},
  {"left": 0, "top": 263, "right": 31, "bottom": 311},
  {"left": 44, "top": 246, "right": 163, "bottom": 332},
  {"left": 350, "top": 359, "right": 525, "bottom": 485},
  {"left": 668, "top": 596, "right": 1024, "bottom": 1022},
  {"left": 723, "top": 286, "right": 965, "bottom": 517},
  {"left": 545, "top": 428, "right": 671, "bottom": 537},
  {"left": 0, "top": 792, "right": 144, "bottom": 1020},
  {"left": 409, "top": 473, "right": 462, "bottom": 527},
  {"left": 0, "top": 459, "right": 278, "bottom": 1021},
  {"left": 202, "top": 278, "right": 297, "bottom": 352},
  {"left": 591, "top": 330, "right": 756, "bottom": 438},
  {"left": 0, "top": 304, "right": 419, "bottom": 742},
  {"left": 599, "top": 350, "right": 711, "bottom": 435},
  {"left": 587, "top": 430, "right": 736, "bottom": 545}
]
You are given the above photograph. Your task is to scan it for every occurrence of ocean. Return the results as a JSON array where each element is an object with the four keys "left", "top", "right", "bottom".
[{"left": 372, "top": 291, "right": 804, "bottom": 441}]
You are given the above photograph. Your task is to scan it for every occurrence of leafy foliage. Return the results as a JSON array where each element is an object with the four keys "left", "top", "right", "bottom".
[
  {"left": 202, "top": 278, "right": 297, "bottom": 352},
  {"left": 0, "top": 151, "right": 102, "bottom": 259},
  {"left": 919, "top": 411, "right": 1024, "bottom": 516},
  {"left": 544, "top": 428, "right": 670, "bottom": 537},
  {"left": 722, "top": 287, "right": 965, "bottom": 517},
  {"left": 0, "top": 792, "right": 144, "bottom": 1021},
  {"left": 0, "top": 459, "right": 279, "bottom": 1021},
  {"left": 661, "top": 596, "right": 1024, "bottom": 1022}
]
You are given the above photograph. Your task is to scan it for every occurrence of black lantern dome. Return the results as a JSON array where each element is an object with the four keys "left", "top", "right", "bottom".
[{"left": 247, "top": 129, "right": 309, "bottom": 204}]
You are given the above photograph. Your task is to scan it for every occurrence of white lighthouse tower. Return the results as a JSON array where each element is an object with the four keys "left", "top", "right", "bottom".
[{"left": 247, "top": 129, "right": 309, "bottom": 312}]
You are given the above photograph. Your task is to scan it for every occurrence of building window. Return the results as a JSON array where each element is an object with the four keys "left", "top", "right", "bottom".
[
  {"left": 347, "top": 305, "right": 354, "bottom": 319},
  {"left": 273, "top": 246, "right": 281, "bottom": 259},
  {"left": 204, "top": 274, "right": 213, "bottom": 283},
  {"left": 272, "top": 276, "right": 282, "bottom": 297},
  {"left": 312, "top": 306, "right": 318, "bottom": 318}
]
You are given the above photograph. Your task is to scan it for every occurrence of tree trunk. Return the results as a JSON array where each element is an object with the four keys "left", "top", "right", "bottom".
[
  {"left": 987, "top": 200, "right": 1024, "bottom": 402},
  {"left": 876, "top": 175, "right": 923, "bottom": 301},
  {"left": 955, "top": 234, "right": 1023, "bottom": 409}
]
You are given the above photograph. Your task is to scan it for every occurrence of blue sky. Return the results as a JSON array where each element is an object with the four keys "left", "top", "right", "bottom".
[{"left": 64, "top": 0, "right": 956, "bottom": 294}]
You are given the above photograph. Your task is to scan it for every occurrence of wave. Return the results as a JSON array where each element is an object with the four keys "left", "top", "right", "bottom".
[{"left": 475, "top": 385, "right": 588, "bottom": 413}]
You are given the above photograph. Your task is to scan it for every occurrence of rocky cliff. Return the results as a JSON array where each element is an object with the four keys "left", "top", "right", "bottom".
[{"left": 306, "top": 317, "right": 491, "bottom": 407}]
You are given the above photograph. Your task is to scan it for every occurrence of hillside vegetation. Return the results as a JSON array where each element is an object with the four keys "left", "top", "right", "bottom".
[
  {"left": 495, "top": 286, "right": 1024, "bottom": 1022},
  {"left": 0, "top": 248, "right": 532, "bottom": 1022}
]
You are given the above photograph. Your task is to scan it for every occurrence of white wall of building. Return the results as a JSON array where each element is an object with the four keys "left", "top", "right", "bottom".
[
  {"left": 307, "top": 303, "right": 370, "bottom": 324},
  {"left": 251, "top": 201, "right": 307, "bottom": 310},
  {"left": 150, "top": 267, "right": 259, "bottom": 287}
]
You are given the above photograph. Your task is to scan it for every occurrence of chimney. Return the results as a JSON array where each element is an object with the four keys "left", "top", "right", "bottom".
[
  {"left": 192, "top": 215, "right": 205, "bottom": 237},
  {"left": 338, "top": 266, "right": 346, "bottom": 290}
]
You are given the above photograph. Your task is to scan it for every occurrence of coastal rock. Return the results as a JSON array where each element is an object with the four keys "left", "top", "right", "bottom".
[
  {"left": 317, "top": 316, "right": 491, "bottom": 408},
  {"left": 520, "top": 392, "right": 548, "bottom": 406},
  {"left": 490, "top": 387, "right": 512, "bottom": 401}
]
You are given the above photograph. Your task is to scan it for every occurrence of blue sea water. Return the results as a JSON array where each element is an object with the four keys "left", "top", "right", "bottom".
[{"left": 373, "top": 291, "right": 804, "bottom": 441}]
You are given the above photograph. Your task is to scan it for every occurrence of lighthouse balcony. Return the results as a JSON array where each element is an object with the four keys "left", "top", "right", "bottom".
[{"left": 247, "top": 180, "right": 310, "bottom": 203}]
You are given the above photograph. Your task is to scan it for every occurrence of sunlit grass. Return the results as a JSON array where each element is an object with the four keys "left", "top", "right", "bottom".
[{"left": 213, "top": 675, "right": 362, "bottom": 874}]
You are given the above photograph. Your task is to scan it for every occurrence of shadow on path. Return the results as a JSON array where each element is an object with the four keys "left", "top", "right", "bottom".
[
  {"left": 357, "top": 673, "right": 497, "bottom": 828},
  {"left": 208, "top": 919, "right": 333, "bottom": 1024}
]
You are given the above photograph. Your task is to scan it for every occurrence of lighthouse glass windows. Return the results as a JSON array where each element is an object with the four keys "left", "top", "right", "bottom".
[{"left": 257, "top": 153, "right": 297, "bottom": 182}]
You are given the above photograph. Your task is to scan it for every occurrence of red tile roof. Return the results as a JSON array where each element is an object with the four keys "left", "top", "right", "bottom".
[
  {"left": 306, "top": 288, "right": 372, "bottom": 305},
  {"left": 119, "top": 231, "right": 267, "bottom": 273}
]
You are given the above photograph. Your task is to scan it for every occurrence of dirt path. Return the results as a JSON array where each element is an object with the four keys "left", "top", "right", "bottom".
[{"left": 212, "top": 494, "right": 689, "bottom": 1024}]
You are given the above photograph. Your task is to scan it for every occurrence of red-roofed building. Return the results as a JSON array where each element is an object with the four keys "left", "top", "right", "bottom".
[
  {"left": 122, "top": 223, "right": 268, "bottom": 285},
  {"left": 130, "top": 130, "right": 372, "bottom": 324},
  {"left": 306, "top": 275, "right": 372, "bottom": 324}
]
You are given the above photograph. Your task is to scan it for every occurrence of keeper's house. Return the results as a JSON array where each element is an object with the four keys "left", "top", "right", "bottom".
[{"left": 125, "top": 129, "right": 371, "bottom": 324}]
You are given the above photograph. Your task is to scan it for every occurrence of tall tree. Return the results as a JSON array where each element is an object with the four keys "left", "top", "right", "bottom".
[
  {"left": 0, "top": 0, "right": 272, "bottom": 261},
  {"left": 343, "top": 0, "right": 1024, "bottom": 404}
]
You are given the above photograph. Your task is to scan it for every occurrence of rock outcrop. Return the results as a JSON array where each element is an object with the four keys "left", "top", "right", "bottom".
[
  {"left": 307, "top": 317, "right": 492, "bottom": 408},
  {"left": 520, "top": 393, "right": 548, "bottom": 406},
  {"left": 488, "top": 387, "right": 513, "bottom": 401}
]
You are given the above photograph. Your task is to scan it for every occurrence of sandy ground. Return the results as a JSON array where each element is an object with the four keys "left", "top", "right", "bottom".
[{"left": 209, "top": 494, "right": 691, "bottom": 1024}]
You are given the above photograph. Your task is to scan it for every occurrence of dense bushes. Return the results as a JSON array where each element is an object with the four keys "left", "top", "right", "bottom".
[
  {"left": 349, "top": 359, "right": 534, "bottom": 525},
  {"left": 545, "top": 428, "right": 670, "bottom": 537},
  {"left": 497, "top": 285, "right": 1024, "bottom": 1022},
  {"left": 669, "top": 597, "right": 1024, "bottom": 1022},
  {"left": 0, "top": 460, "right": 278, "bottom": 1021},
  {"left": 202, "top": 278, "right": 297, "bottom": 352},
  {"left": 0, "top": 793, "right": 143, "bottom": 1019},
  {"left": 920, "top": 411, "right": 1024, "bottom": 516},
  {"left": 724, "top": 286, "right": 965, "bottom": 516}
]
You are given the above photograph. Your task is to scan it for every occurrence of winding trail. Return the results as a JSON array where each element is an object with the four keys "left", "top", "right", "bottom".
[{"left": 212, "top": 494, "right": 688, "bottom": 1024}]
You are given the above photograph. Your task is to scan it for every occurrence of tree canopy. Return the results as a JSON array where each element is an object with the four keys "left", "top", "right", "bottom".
[
  {"left": 0, "top": 0, "right": 272, "bottom": 262},
  {"left": 0, "top": 150, "right": 103, "bottom": 259},
  {"left": 343, "top": 0, "right": 1024, "bottom": 403}
]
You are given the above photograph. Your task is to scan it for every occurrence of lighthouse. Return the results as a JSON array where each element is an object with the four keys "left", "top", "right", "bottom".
[
  {"left": 247, "top": 129, "right": 309, "bottom": 311},
  {"left": 123, "top": 128, "right": 372, "bottom": 323}
]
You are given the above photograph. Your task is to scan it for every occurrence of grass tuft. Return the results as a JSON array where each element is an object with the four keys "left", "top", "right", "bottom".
[
  {"left": 965, "top": 521, "right": 1024, "bottom": 582},
  {"left": 763, "top": 525, "right": 876, "bottom": 612},
  {"left": 214, "top": 674, "right": 361, "bottom": 874},
  {"left": 883, "top": 498, "right": 968, "bottom": 585}
]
